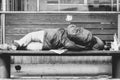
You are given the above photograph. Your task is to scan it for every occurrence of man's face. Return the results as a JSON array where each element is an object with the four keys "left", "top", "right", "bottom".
[{"left": 67, "top": 25, "right": 79, "bottom": 36}]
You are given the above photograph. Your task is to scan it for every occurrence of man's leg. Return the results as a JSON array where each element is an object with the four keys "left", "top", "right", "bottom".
[
  {"left": 0, "top": 30, "right": 45, "bottom": 50},
  {"left": 26, "top": 42, "right": 43, "bottom": 51},
  {"left": 14, "top": 30, "right": 45, "bottom": 50},
  {"left": 14, "top": 31, "right": 44, "bottom": 46}
]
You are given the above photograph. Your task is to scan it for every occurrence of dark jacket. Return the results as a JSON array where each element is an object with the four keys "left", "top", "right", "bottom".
[{"left": 42, "top": 28, "right": 104, "bottom": 50}]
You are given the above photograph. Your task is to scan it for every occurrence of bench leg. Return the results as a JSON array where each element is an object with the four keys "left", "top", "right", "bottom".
[
  {"left": 0, "top": 55, "right": 10, "bottom": 78},
  {"left": 112, "top": 55, "right": 120, "bottom": 78}
]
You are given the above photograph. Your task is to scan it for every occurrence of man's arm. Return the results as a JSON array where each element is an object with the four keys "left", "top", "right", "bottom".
[{"left": 64, "top": 39, "right": 88, "bottom": 51}]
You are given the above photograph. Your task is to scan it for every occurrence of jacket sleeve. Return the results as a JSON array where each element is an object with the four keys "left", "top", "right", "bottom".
[
  {"left": 92, "top": 36, "right": 104, "bottom": 50},
  {"left": 63, "top": 38, "right": 88, "bottom": 50},
  {"left": 60, "top": 29, "right": 88, "bottom": 50}
]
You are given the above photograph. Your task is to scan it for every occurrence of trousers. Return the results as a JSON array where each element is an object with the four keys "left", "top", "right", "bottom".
[{"left": 14, "top": 30, "right": 45, "bottom": 50}]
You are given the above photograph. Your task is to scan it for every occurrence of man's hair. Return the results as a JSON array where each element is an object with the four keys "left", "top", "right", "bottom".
[
  {"left": 67, "top": 24, "right": 76, "bottom": 29},
  {"left": 66, "top": 24, "right": 77, "bottom": 35}
]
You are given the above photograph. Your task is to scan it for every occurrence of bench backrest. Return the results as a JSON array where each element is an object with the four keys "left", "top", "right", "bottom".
[{"left": 5, "top": 13, "right": 117, "bottom": 44}]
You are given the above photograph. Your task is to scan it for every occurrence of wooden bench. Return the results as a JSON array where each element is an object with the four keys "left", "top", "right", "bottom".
[
  {"left": 0, "top": 12, "right": 119, "bottom": 79},
  {"left": 0, "top": 50, "right": 120, "bottom": 78}
]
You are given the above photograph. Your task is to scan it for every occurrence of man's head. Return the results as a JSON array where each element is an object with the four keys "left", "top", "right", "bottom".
[{"left": 66, "top": 24, "right": 93, "bottom": 45}]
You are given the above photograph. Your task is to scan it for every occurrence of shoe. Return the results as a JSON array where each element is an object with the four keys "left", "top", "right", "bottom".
[
  {"left": 0, "top": 44, "right": 9, "bottom": 50},
  {"left": 0, "top": 44, "right": 17, "bottom": 50}
]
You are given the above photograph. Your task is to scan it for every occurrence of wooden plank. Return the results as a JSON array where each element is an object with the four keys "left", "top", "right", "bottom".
[
  {"left": 22, "top": 56, "right": 32, "bottom": 64},
  {"left": 90, "top": 29, "right": 117, "bottom": 35},
  {"left": 94, "top": 35, "right": 114, "bottom": 41},
  {"left": 5, "top": 27, "right": 117, "bottom": 35},
  {"left": 5, "top": 19, "right": 116, "bottom": 25},
  {"left": 1, "top": 11, "right": 120, "bottom": 14},
  {"left": 6, "top": 78, "right": 58, "bottom": 80},
  {"left": 4, "top": 13, "right": 112, "bottom": 22},
  {"left": 0, "top": 78, "right": 114, "bottom": 80},
  {"left": 13, "top": 56, "right": 23, "bottom": 64},
  {"left": 11, "top": 56, "right": 111, "bottom": 64},
  {"left": 2, "top": 78, "right": 114, "bottom": 80},
  {"left": 6, "top": 19, "right": 115, "bottom": 25},
  {"left": 6, "top": 23, "right": 117, "bottom": 29},
  {"left": 5, "top": 13, "right": 117, "bottom": 24},
  {"left": 10, "top": 64, "right": 112, "bottom": 77},
  {"left": 1, "top": 50, "right": 120, "bottom": 56}
]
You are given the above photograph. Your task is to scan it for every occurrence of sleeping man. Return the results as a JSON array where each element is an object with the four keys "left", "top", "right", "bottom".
[{"left": 0, "top": 24, "right": 104, "bottom": 51}]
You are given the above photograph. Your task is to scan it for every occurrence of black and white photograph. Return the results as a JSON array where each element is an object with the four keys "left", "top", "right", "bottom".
[{"left": 0, "top": 0, "right": 120, "bottom": 80}]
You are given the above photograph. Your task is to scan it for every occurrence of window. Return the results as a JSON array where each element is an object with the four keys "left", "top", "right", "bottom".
[
  {"left": 88, "top": 0, "right": 117, "bottom": 11},
  {"left": 6, "top": 0, "right": 37, "bottom": 11},
  {"left": 5, "top": 0, "right": 120, "bottom": 11},
  {"left": 0, "top": 0, "right": 1, "bottom": 11}
]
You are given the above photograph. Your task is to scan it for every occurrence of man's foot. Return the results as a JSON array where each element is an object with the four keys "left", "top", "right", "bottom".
[
  {"left": 0, "top": 44, "right": 17, "bottom": 50},
  {"left": 0, "top": 44, "right": 9, "bottom": 50}
]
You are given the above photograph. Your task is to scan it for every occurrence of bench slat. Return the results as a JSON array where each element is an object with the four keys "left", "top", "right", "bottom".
[{"left": 0, "top": 50, "right": 119, "bottom": 56}]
